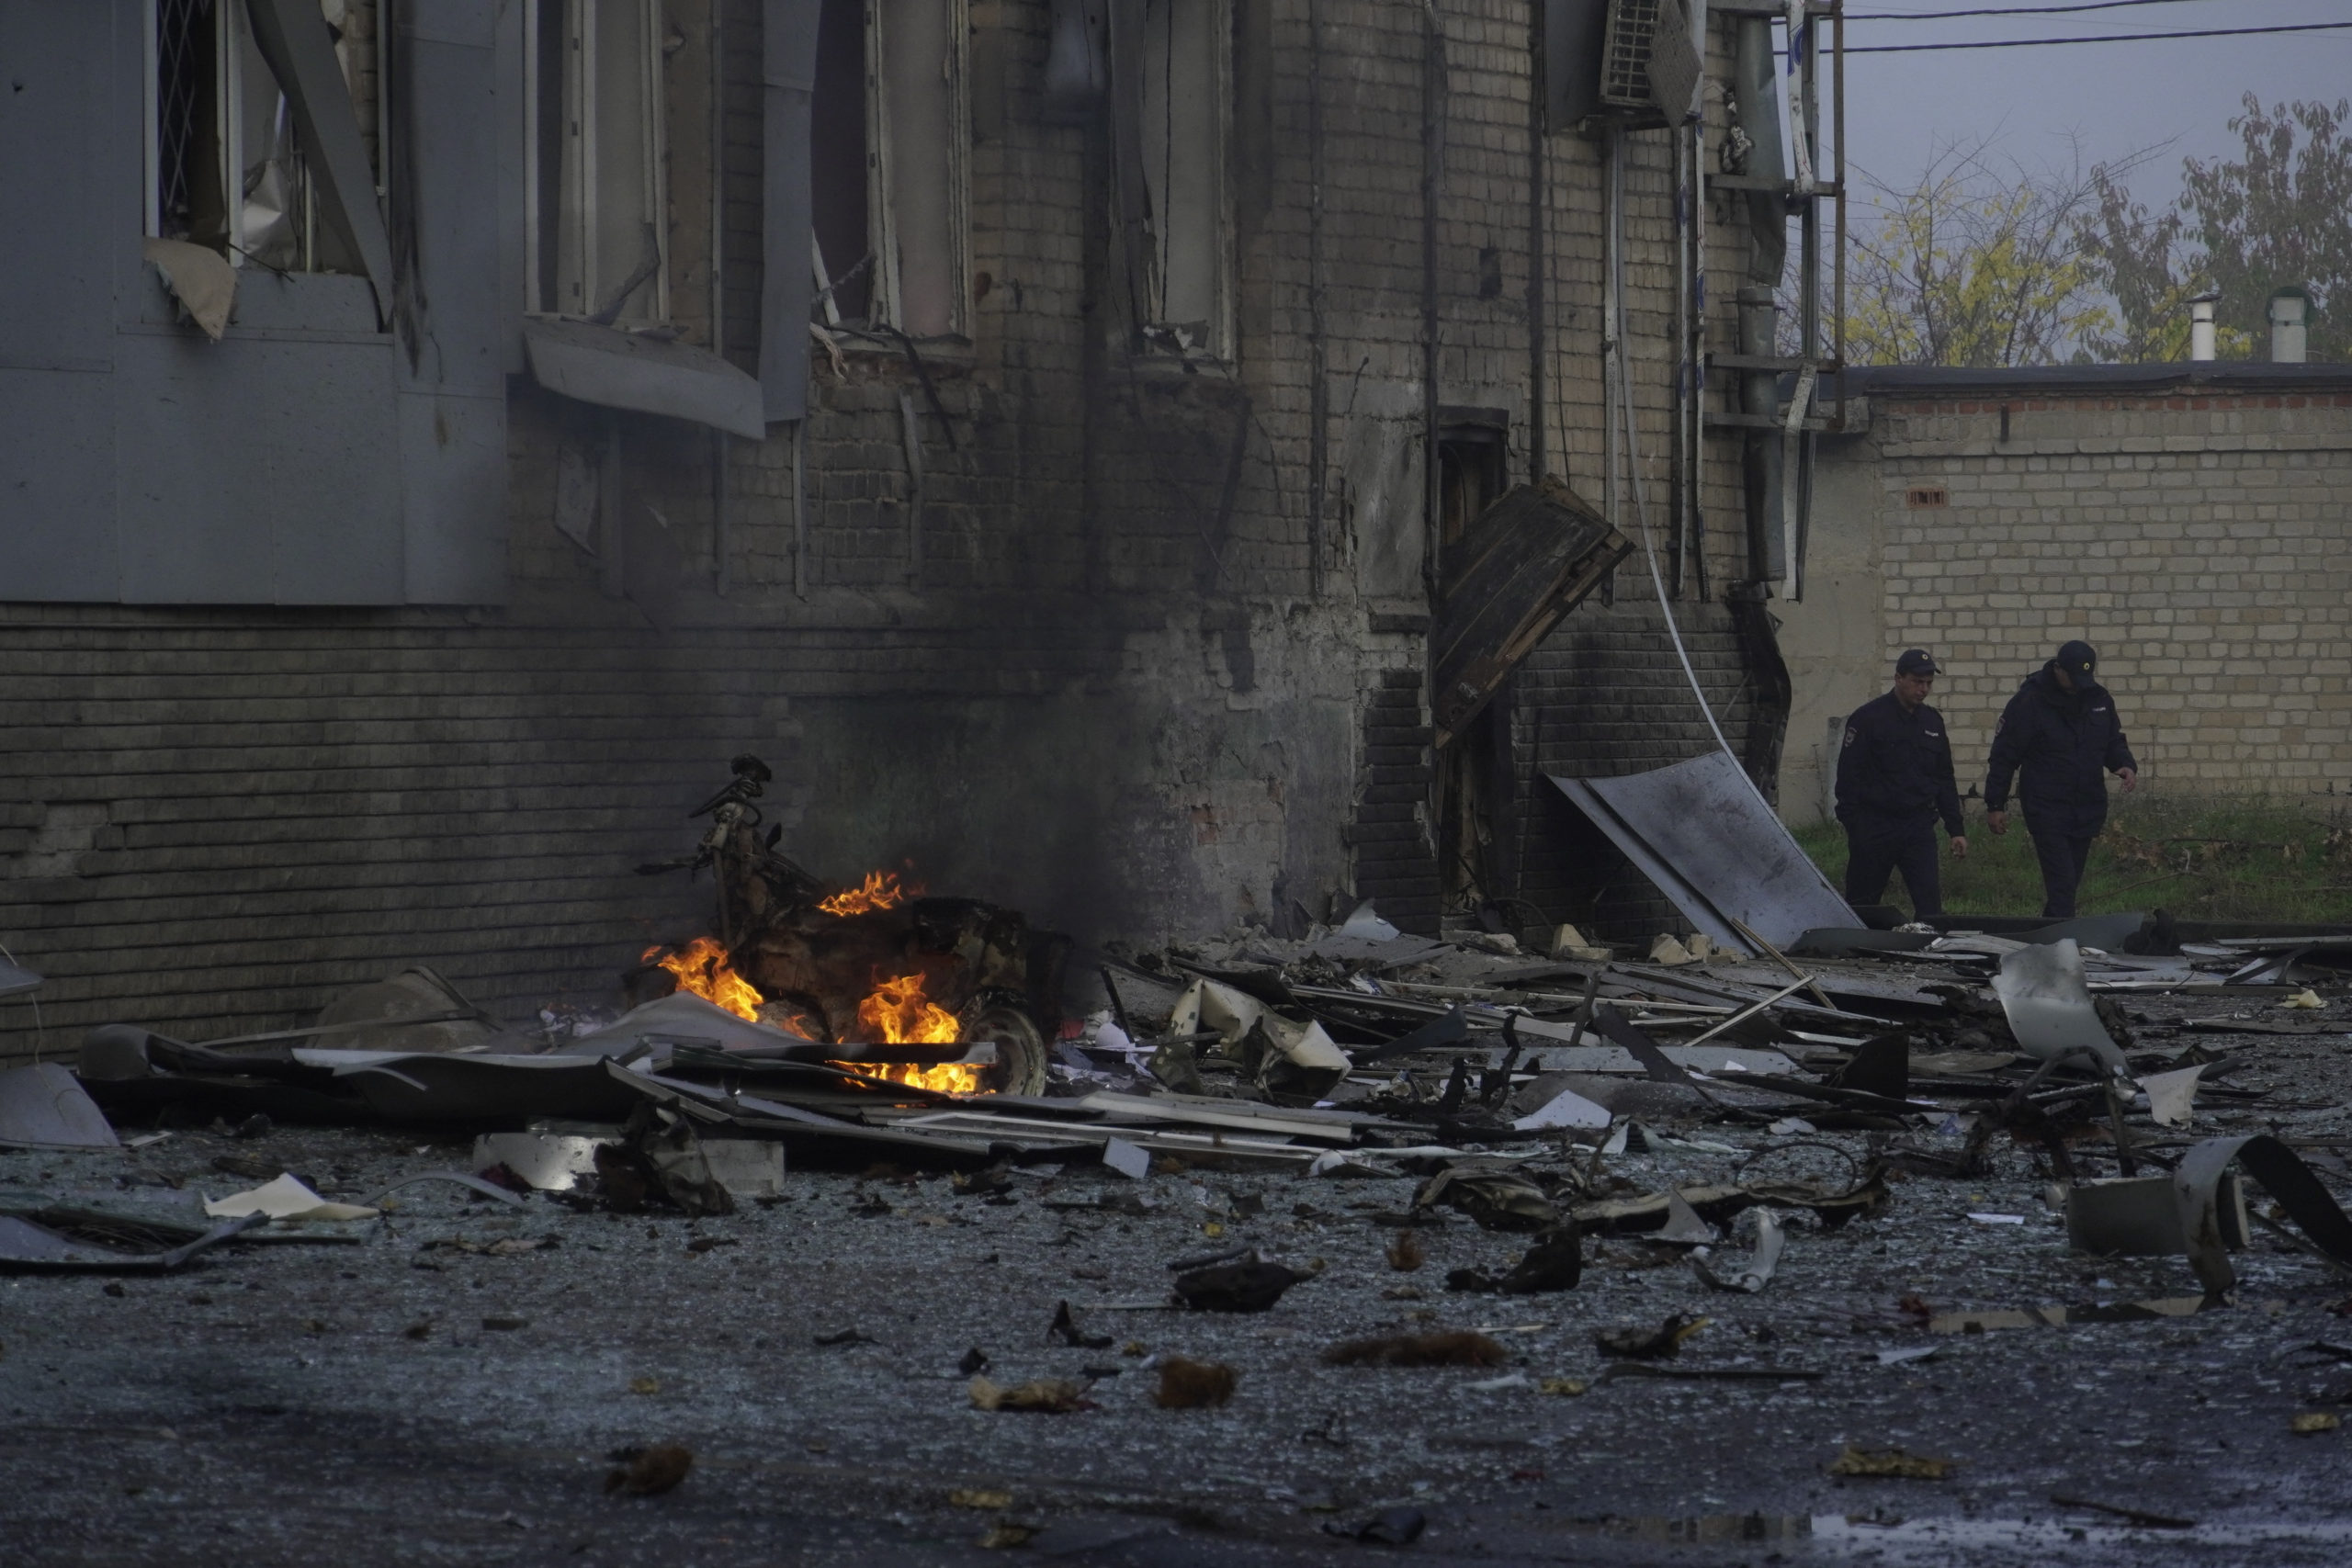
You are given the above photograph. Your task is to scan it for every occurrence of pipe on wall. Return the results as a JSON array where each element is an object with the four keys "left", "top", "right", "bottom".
[{"left": 1733, "top": 15, "right": 1785, "bottom": 584}]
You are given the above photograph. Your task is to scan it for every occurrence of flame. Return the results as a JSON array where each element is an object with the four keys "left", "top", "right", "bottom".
[
  {"left": 846, "top": 971, "right": 980, "bottom": 1095},
  {"left": 818, "top": 869, "right": 921, "bottom": 917},
  {"left": 646, "top": 936, "right": 763, "bottom": 1021}
]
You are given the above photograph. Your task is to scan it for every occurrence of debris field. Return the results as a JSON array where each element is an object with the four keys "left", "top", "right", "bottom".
[{"left": 7, "top": 881, "right": 2352, "bottom": 1565}]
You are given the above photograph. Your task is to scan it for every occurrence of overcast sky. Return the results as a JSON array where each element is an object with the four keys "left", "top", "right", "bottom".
[{"left": 1836, "top": 0, "right": 2352, "bottom": 204}]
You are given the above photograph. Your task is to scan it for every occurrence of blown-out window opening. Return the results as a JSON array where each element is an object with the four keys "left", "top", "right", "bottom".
[
  {"left": 809, "top": 0, "right": 968, "bottom": 339},
  {"left": 526, "top": 0, "right": 669, "bottom": 326},
  {"left": 148, "top": 0, "right": 378, "bottom": 276},
  {"left": 1136, "top": 0, "right": 1229, "bottom": 357}
]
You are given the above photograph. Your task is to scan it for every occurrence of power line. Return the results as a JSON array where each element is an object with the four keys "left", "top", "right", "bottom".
[
  {"left": 1846, "top": 21, "right": 2352, "bottom": 52},
  {"left": 1851, "top": 1, "right": 2255, "bottom": 20}
]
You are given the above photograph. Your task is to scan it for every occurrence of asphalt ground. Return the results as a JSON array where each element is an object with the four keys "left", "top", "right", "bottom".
[{"left": 4, "top": 975, "right": 2351, "bottom": 1566}]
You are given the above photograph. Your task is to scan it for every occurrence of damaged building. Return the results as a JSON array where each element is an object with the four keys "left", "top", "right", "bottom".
[{"left": 0, "top": 1, "right": 1837, "bottom": 1052}]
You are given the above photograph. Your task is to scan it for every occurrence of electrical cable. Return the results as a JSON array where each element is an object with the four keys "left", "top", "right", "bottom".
[
  {"left": 1605, "top": 136, "right": 1736, "bottom": 767},
  {"left": 1851, "top": 0, "right": 2266, "bottom": 20},
  {"left": 1847, "top": 21, "right": 2352, "bottom": 51}
]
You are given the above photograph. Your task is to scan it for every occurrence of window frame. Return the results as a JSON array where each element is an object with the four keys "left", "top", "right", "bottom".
[
  {"left": 145, "top": 0, "right": 377, "bottom": 276},
  {"left": 524, "top": 0, "right": 672, "bottom": 325},
  {"left": 1134, "top": 0, "right": 1232, "bottom": 360},
  {"left": 864, "top": 0, "right": 972, "bottom": 340}
]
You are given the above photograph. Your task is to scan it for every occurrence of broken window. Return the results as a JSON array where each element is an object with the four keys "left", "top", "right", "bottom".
[
  {"left": 1136, "top": 0, "right": 1228, "bottom": 355},
  {"left": 527, "top": 0, "right": 668, "bottom": 325},
  {"left": 150, "top": 0, "right": 377, "bottom": 275},
  {"left": 810, "top": 0, "right": 969, "bottom": 338}
]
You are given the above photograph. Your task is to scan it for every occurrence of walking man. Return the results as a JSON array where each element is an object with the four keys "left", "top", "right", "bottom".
[
  {"left": 1984, "top": 639, "right": 2139, "bottom": 919},
  {"left": 1836, "top": 649, "right": 1968, "bottom": 919}
]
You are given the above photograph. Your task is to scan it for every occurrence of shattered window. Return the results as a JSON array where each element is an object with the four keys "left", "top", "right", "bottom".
[
  {"left": 1138, "top": 0, "right": 1227, "bottom": 355},
  {"left": 530, "top": 0, "right": 668, "bottom": 325},
  {"left": 151, "top": 0, "right": 378, "bottom": 275},
  {"left": 808, "top": 0, "right": 968, "bottom": 339}
]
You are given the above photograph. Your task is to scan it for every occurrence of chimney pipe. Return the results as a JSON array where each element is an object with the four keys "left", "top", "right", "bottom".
[
  {"left": 2189, "top": 296, "right": 2216, "bottom": 362},
  {"left": 2268, "top": 288, "right": 2309, "bottom": 364}
]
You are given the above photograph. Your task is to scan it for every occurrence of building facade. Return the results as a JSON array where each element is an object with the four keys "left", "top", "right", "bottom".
[{"left": 1, "top": 1, "right": 1810, "bottom": 1057}]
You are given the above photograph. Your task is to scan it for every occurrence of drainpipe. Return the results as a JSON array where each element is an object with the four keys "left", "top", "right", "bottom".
[
  {"left": 1730, "top": 15, "right": 1792, "bottom": 804},
  {"left": 1734, "top": 16, "right": 1787, "bottom": 583},
  {"left": 2189, "top": 295, "right": 2217, "bottom": 362}
]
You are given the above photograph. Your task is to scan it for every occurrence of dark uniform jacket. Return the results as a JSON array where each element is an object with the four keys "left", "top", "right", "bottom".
[
  {"left": 1984, "top": 664, "right": 2137, "bottom": 832},
  {"left": 1836, "top": 691, "right": 1963, "bottom": 839}
]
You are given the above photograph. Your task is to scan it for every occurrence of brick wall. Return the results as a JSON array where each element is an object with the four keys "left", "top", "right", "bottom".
[{"left": 1790, "top": 379, "right": 2352, "bottom": 818}]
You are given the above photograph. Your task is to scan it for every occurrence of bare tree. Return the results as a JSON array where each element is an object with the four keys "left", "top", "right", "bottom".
[{"left": 1838, "top": 139, "right": 2115, "bottom": 368}]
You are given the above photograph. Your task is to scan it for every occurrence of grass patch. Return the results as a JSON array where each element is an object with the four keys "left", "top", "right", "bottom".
[{"left": 1792, "top": 795, "right": 2352, "bottom": 925}]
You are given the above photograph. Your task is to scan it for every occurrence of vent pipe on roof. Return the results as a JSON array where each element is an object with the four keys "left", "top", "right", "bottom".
[
  {"left": 2268, "top": 288, "right": 2309, "bottom": 364},
  {"left": 2188, "top": 296, "right": 2217, "bottom": 363}
]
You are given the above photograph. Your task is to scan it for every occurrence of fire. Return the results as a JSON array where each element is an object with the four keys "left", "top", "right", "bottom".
[
  {"left": 850, "top": 971, "right": 980, "bottom": 1095},
  {"left": 646, "top": 937, "right": 980, "bottom": 1095},
  {"left": 646, "top": 936, "right": 763, "bottom": 1021},
  {"left": 818, "top": 869, "right": 921, "bottom": 917}
]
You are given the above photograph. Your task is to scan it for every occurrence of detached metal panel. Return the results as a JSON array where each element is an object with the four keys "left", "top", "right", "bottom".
[
  {"left": 396, "top": 0, "right": 516, "bottom": 602},
  {"left": 0, "top": 3, "right": 124, "bottom": 599},
  {"left": 115, "top": 332, "right": 404, "bottom": 604},
  {"left": 762, "top": 0, "right": 824, "bottom": 422},
  {"left": 1550, "top": 751, "right": 1860, "bottom": 951}
]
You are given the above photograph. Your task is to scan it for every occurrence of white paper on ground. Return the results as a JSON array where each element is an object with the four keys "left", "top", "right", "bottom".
[
  {"left": 1101, "top": 1137, "right": 1151, "bottom": 1179},
  {"left": 2138, "top": 1063, "right": 2205, "bottom": 1128},
  {"left": 203, "top": 1173, "right": 379, "bottom": 1223},
  {"left": 1340, "top": 900, "right": 1401, "bottom": 942}
]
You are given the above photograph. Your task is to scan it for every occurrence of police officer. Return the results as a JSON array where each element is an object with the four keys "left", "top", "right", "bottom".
[
  {"left": 1984, "top": 639, "right": 2138, "bottom": 919},
  {"left": 1836, "top": 649, "right": 1968, "bottom": 919}
]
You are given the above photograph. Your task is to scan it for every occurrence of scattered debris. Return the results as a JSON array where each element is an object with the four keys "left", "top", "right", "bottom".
[
  {"left": 2050, "top": 1495, "right": 2196, "bottom": 1529},
  {"left": 604, "top": 1443, "right": 693, "bottom": 1496},
  {"left": 1385, "top": 1231, "right": 1427, "bottom": 1272},
  {"left": 1046, "top": 1301, "right": 1114, "bottom": 1349},
  {"left": 968, "top": 1376, "right": 1091, "bottom": 1413},
  {"left": 1828, "top": 1446, "right": 1953, "bottom": 1480},
  {"left": 1171, "top": 1255, "right": 1308, "bottom": 1313},
  {"left": 1538, "top": 1376, "right": 1588, "bottom": 1396},
  {"left": 1321, "top": 1331, "right": 1509, "bottom": 1368},
  {"left": 202, "top": 1174, "right": 379, "bottom": 1224},
  {"left": 2290, "top": 1412, "right": 2342, "bottom": 1435},
  {"left": 1593, "top": 1314, "right": 1709, "bottom": 1359},
  {"left": 1692, "top": 1210, "right": 1785, "bottom": 1292},
  {"left": 1445, "top": 1226, "right": 1583, "bottom": 1294},
  {"left": 1152, "top": 1357, "right": 1238, "bottom": 1408},
  {"left": 0, "top": 1064, "right": 120, "bottom": 1151},
  {"left": 1322, "top": 1506, "right": 1426, "bottom": 1545},
  {"left": 1991, "top": 941, "right": 2129, "bottom": 1075}
]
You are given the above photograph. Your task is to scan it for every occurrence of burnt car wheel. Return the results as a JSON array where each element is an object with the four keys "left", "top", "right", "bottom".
[{"left": 960, "top": 1002, "right": 1047, "bottom": 1096}]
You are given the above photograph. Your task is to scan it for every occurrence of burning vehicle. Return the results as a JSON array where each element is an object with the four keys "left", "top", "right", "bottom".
[{"left": 635, "top": 756, "right": 1068, "bottom": 1096}]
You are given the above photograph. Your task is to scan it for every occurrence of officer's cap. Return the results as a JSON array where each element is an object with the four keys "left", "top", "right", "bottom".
[
  {"left": 1894, "top": 649, "right": 1939, "bottom": 677},
  {"left": 2055, "top": 639, "right": 2098, "bottom": 680}
]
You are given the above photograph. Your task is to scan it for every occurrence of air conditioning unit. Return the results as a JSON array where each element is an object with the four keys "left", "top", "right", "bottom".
[{"left": 1599, "top": 0, "right": 1666, "bottom": 110}]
